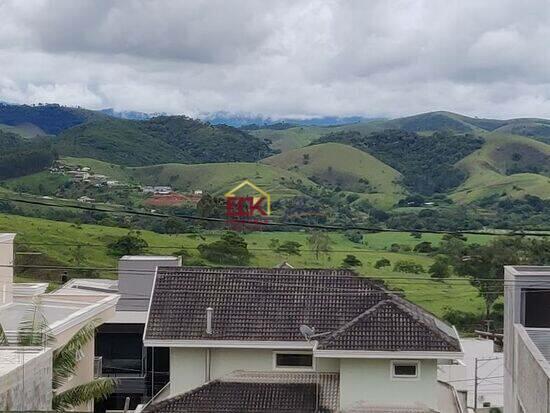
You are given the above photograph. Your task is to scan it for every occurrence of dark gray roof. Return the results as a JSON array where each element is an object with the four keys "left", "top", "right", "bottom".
[
  {"left": 145, "top": 267, "right": 460, "bottom": 352},
  {"left": 145, "top": 372, "right": 338, "bottom": 413}
]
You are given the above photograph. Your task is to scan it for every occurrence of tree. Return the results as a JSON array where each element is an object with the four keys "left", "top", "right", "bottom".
[
  {"left": 275, "top": 241, "right": 302, "bottom": 256},
  {"left": 107, "top": 232, "right": 148, "bottom": 257},
  {"left": 307, "top": 231, "right": 332, "bottom": 261},
  {"left": 198, "top": 231, "right": 251, "bottom": 265},
  {"left": 429, "top": 256, "right": 450, "bottom": 279},
  {"left": 342, "top": 254, "right": 362, "bottom": 268},
  {"left": 374, "top": 258, "right": 391, "bottom": 269},
  {"left": 344, "top": 230, "right": 363, "bottom": 244},
  {"left": 69, "top": 244, "right": 86, "bottom": 267},
  {"left": 0, "top": 308, "right": 116, "bottom": 412},
  {"left": 414, "top": 241, "right": 435, "bottom": 253},
  {"left": 393, "top": 260, "right": 425, "bottom": 274}
]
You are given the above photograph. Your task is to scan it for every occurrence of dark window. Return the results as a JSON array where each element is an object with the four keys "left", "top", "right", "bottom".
[
  {"left": 393, "top": 363, "right": 418, "bottom": 377},
  {"left": 524, "top": 289, "right": 550, "bottom": 328},
  {"left": 275, "top": 353, "right": 313, "bottom": 368}
]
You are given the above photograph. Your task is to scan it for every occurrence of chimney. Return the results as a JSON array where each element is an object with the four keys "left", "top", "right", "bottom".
[
  {"left": 206, "top": 307, "right": 213, "bottom": 335},
  {"left": 0, "top": 233, "right": 16, "bottom": 306}
]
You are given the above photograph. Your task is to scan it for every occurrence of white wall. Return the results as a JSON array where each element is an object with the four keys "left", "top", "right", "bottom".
[
  {"left": 339, "top": 358, "right": 438, "bottom": 411},
  {"left": 170, "top": 347, "right": 339, "bottom": 396},
  {"left": 0, "top": 233, "right": 15, "bottom": 306},
  {"left": 0, "top": 348, "right": 52, "bottom": 411}
]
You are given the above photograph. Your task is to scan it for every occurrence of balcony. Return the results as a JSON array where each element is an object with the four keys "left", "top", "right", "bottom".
[{"left": 513, "top": 325, "right": 550, "bottom": 411}]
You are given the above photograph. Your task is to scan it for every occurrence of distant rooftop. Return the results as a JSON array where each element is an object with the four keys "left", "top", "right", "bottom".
[{"left": 120, "top": 255, "right": 179, "bottom": 261}]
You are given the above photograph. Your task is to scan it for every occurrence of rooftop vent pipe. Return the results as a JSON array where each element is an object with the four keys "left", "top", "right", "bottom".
[{"left": 206, "top": 307, "right": 213, "bottom": 335}]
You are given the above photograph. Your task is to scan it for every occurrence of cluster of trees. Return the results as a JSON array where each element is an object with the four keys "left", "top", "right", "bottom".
[
  {"left": 0, "top": 138, "right": 57, "bottom": 179},
  {"left": 0, "top": 103, "right": 91, "bottom": 134},
  {"left": 56, "top": 116, "right": 273, "bottom": 166},
  {"left": 317, "top": 129, "right": 483, "bottom": 195}
]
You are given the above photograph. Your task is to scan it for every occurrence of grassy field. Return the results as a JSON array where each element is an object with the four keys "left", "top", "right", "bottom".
[
  {"left": 0, "top": 212, "right": 487, "bottom": 318},
  {"left": 262, "top": 142, "right": 406, "bottom": 209},
  {"left": 250, "top": 126, "right": 329, "bottom": 152}
]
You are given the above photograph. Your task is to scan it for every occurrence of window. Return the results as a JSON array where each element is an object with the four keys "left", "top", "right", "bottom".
[
  {"left": 391, "top": 361, "right": 420, "bottom": 379},
  {"left": 273, "top": 352, "right": 314, "bottom": 370}
]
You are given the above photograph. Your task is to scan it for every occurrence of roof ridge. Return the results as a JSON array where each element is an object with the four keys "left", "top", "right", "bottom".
[
  {"left": 385, "top": 295, "right": 460, "bottom": 349},
  {"left": 320, "top": 299, "right": 392, "bottom": 345}
]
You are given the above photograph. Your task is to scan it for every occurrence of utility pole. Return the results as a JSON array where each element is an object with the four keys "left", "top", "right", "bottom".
[{"left": 474, "top": 357, "right": 478, "bottom": 412}]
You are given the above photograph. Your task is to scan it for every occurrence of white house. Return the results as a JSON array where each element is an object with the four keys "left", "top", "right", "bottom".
[
  {"left": 142, "top": 267, "right": 465, "bottom": 412},
  {"left": 0, "top": 233, "right": 119, "bottom": 412}
]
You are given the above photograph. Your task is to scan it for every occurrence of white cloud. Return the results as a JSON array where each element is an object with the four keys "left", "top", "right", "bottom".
[{"left": 0, "top": 0, "right": 549, "bottom": 118}]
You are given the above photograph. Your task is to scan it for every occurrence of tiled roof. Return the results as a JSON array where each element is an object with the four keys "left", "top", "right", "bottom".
[
  {"left": 145, "top": 372, "right": 338, "bottom": 413},
  {"left": 145, "top": 267, "right": 460, "bottom": 352}
]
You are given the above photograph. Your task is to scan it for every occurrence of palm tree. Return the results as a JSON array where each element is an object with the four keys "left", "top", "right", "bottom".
[{"left": 0, "top": 306, "right": 116, "bottom": 412}]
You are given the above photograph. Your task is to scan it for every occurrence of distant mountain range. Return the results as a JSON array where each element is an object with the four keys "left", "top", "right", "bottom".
[{"left": 201, "top": 112, "right": 377, "bottom": 127}]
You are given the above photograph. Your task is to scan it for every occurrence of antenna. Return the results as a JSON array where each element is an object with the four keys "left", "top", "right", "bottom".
[
  {"left": 299, "top": 324, "right": 332, "bottom": 341},
  {"left": 299, "top": 324, "right": 315, "bottom": 341}
]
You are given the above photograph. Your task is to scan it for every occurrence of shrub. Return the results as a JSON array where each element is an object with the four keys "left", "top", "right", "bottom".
[
  {"left": 393, "top": 260, "right": 425, "bottom": 274},
  {"left": 374, "top": 258, "right": 391, "bottom": 269}
]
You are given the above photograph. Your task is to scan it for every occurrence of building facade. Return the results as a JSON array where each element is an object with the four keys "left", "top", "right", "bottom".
[{"left": 504, "top": 266, "right": 550, "bottom": 413}]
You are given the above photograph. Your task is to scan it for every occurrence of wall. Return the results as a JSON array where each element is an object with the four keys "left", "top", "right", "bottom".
[
  {"left": 513, "top": 325, "right": 550, "bottom": 413},
  {"left": 170, "top": 347, "right": 339, "bottom": 396},
  {"left": 0, "top": 348, "right": 52, "bottom": 411},
  {"left": 339, "top": 358, "right": 438, "bottom": 411},
  {"left": 55, "top": 304, "right": 116, "bottom": 412},
  {"left": 0, "top": 233, "right": 15, "bottom": 306}
]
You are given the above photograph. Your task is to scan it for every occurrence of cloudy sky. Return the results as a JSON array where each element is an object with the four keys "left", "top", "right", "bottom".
[{"left": 0, "top": 0, "right": 549, "bottom": 119}]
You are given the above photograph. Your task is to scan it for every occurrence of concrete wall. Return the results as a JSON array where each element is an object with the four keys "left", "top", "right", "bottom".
[
  {"left": 0, "top": 347, "right": 52, "bottom": 411},
  {"left": 170, "top": 348, "right": 339, "bottom": 396},
  {"left": 0, "top": 233, "right": 15, "bottom": 306},
  {"left": 503, "top": 266, "right": 550, "bottom": 413},
  {"left": 339, "top": 359, "right": 438, "bottom": 412},
  {"left": 118, "top": 256, "right": 180, "bottom": 310},
  {"left": 513, "top": 325, "right": 550, "bottom": 413}
]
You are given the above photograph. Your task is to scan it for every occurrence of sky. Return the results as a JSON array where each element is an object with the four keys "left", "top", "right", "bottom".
[{"left": 0, "top": 0, "right": 549, "bottom": 119}]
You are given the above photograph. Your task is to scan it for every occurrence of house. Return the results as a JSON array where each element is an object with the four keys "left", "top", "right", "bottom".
[
  {"left": 193, "top": 190, "right": 203, "bottom": 196},
  {"left": 0, "top": 233, "right": 119, "bottom": 412},
  {"left": 503, "top": 266, "right": 550, "bottom": 412},
  {"left": 154, "top": 186, "right": 173, "bottom": 195},
  {"left": 57, "top": 255, "right": 181, "bottom": 412},
  {"left": 142, "top": 267, "right": 464, "bottom": 412},
  {"left": 78, "top": 196, "right": 95, "bottom": 203}
]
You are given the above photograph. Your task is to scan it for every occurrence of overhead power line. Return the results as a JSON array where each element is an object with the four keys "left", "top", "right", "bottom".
[{"left": 2, "top": 196, "right": 550, "bottom": 237}]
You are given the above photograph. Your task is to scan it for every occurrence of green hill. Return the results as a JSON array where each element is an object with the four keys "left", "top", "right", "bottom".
[
  {"left": 261, "top": 143, "right": 406, "bottom": 208},
  {"left": 0, "top": 103, "right": 105, "bottom": 135},
  {"left": 63, "top": 157, "right": 320, "bottom": 202},
  {"left": 56, "top": 116, "right": 273, "bottom": 166},
  {"left": 452, "top": 133, "right": 550, "bottom": 203}
]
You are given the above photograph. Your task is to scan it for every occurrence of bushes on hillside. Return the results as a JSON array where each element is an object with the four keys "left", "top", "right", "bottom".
[{"left": 393, "top": 260, "right": 425, "bottom": 274}]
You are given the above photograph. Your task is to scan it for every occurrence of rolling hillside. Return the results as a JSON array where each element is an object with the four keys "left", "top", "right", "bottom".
[
  {"left": 452, "top": 133, "right": 550, "bottom": 203},
  {"left": 56, "top": 116, "right": 273, "bottom": 166},
  {"left": 0, "top": 103, "right": 106, "bottom": 135},
  {"left": 62, "top": 157, "right": 321, "bottom": 202},
  {"left": 261, "top": 143, "right": 406, "bottom": 208}
]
